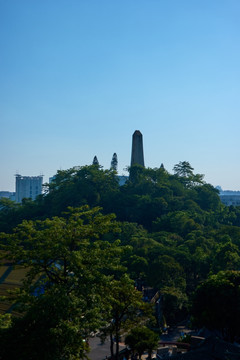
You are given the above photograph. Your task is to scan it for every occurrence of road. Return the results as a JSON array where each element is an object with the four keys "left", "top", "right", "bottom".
[
  {"left": 88, "top": 325, "right": 194, "bottom": 360},
  {"left": 160, "top": 325, "right": 195, "bottom": 342},
  {"left": 88, "top": 336, "right": 126, "bottom": 360}
]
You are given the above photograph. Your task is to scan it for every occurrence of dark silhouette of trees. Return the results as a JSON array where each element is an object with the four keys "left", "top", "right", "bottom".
[
  {"left": 125, "top": 326, "right": 159, "bottom": 359},
  {"left": 1, "top": 161, "right": 240, "bottom": 346},
  {"left": 111, "top": 152, "right": 118, "bottom": 171},
  {"left": 92, "top": 155, "right": 99, "bottom": 165},
  {"left": 192, "top": 270, "right": 240, "bottom": 342},
  {"left": 0, "top": 207, "right": 128, "bottom": 359}
]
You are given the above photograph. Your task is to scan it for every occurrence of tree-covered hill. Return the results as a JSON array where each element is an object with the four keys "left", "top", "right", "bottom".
[
  {"left": 1, "top": 162, "right": 240, "bottom": 357},
  {"left": 1, "top": 161, "right": 238, "bottom": 232}
]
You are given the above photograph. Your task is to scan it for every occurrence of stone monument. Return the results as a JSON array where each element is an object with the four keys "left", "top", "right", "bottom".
[{"left": 130, "top": 130, "right": 145, "bottom": 167}]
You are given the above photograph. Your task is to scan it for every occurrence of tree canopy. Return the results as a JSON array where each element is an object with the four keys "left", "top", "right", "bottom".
[
  {"left": 0, "top": 206, "right": 131, "bottom": 359},
  {"left": 125, "top": 326, "right": 159, "bottom": 359},
  {"left": 1, "top": 161, "right": 240, "bottom": 354},
  {"left": 191, "top": 270, "right": 240, "bottom": 342}
]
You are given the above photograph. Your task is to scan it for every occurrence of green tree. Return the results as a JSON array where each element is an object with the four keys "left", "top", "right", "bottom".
[
  {"left": 195, "top": 184, "right": 221, "bottom": 211},
  {"left": 211, "top": 241, "right": 240, "bottom": 273},
  {"left": 191, "top": 270, "right": 240, "bottom": 342},
  {"left": 0, "top": 198, "right": 20, "bottom": 232},
  {"left": 0, "top": 206, "right": 125, "bottom": 359},
  {"left": 173, "top": 161, "right": 204, "bottom": 188},
  {"left": 147, "top": 254, "right": 185, "bottom": 291},
  {"left": 125, "top": 326, "right": 159, "bottom": 359},
  {"left": 0, "top": 293, "right": 90, "bottom": 360},
  {"left": 161, "top": 287, "right": 188, "bottom": 325},
  {"left": 111, "top": 153, "right": 118, "bottom": 171},
  {"left": 93, "top": 155, "right": 99, "bottom": 166},
  {"left": 100, "top": 274, "right": 151, "bottom": 360},
  {"left": 173, "top": 161, "right": 194, "bottom": 178},
  {"left": 42, "top": 165, "right": 120, "bottom": 217}
]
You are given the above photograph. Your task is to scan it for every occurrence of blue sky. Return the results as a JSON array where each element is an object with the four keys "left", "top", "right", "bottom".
[{"left": 1, "top": 0, "right": 240, "bottom": 191}]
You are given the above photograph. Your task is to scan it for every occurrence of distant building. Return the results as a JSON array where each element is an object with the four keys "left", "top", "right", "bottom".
[
  {"left": 219, "top": 190, "right": 240, "bottom": 206},
  {"left": 0, "top": 191, "right": 15, "bottom": 201},
  {"left": 15, "top": 174, "right": 43, "bottom": 203},
  {"left": 49, "top": 176, "right": 56, "bottom": 184}
]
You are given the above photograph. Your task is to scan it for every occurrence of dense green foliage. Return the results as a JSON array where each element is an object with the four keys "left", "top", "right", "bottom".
[
  {"left": 1, "top": 161, "right": 240, "bottom": 354},
  {"left": 100, "top": 274, "right": 152, "bottom": 359},
  {"left": 125, "top": 326, "right": 159, "bottom": 359},
  {"left": 0, "top": 207, "right": 146, "bottom": 359},
  {"left": 192, "top": 271, "right": 240, "bottom": 342}
]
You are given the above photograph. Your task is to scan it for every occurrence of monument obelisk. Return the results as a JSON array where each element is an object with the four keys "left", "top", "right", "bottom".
[{"left": 130, "top": 130, "right": 145, "bottom": 167}]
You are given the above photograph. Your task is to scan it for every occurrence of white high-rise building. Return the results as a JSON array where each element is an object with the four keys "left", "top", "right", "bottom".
[{"left": 15, "top": 174, "right": 43, "bottom": 203}]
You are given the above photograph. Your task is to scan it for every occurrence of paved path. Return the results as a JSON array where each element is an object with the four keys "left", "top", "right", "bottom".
[
  {"left": 160, "top": 325, "right": 194, "bottom": 342},
  {"left": 88, "top": 336, "right": 126, "bottom": 360},
  {"left": 88, "top": 324, "right": 194, "bottom": 360}
]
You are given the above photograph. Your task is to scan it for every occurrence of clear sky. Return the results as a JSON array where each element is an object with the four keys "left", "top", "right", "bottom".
[{"left": 1, "top": 0, "right": 240, "bottom": 191}]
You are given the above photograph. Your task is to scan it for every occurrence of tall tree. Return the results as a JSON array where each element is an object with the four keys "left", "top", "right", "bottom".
[
  {"left": 100, "top": 274, "right": 152, "bottom": 360},
  {"left": 173, "top": 161, "right": 204, "bottom": 188},
  {"left": 173, "top": 161, "right": 194, "bottom": 178},
  {"left": 40, "top": 165, "right": 120, "bottom": 217},
  {"left": 125, "top": 326, "right": 159, "bottom": 359},
  {"left": 0, "top": 206, "right": 125, "bottom": 359},
  {"left": 191, "top": 270, "right": 240, "bottom": 342},
  {"left": 92, "top": 155, "right": 99, "bottom": 166},
  {"left": 110, "top": 153, "right": 118, "bottom": 171}
]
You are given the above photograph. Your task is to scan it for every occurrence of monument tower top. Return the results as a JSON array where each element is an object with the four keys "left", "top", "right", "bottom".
[{"left": 130, "top": 130, "right": 145, "bottom": 167}]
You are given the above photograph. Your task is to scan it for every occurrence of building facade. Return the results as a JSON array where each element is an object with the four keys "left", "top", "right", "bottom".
[
  {"left": 0, "top": 191, "right": 15, "bottom": 201},
  {"left": 219, "top": 190, "right": 240, "bottom": 206},
  {"left": 15, "top": 174, "right": 43, "bottom": 203}
]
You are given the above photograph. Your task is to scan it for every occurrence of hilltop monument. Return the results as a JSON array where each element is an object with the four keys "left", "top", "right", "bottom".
[{"left": 130, "top": 130, "right": 145, "bottom": 167}]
